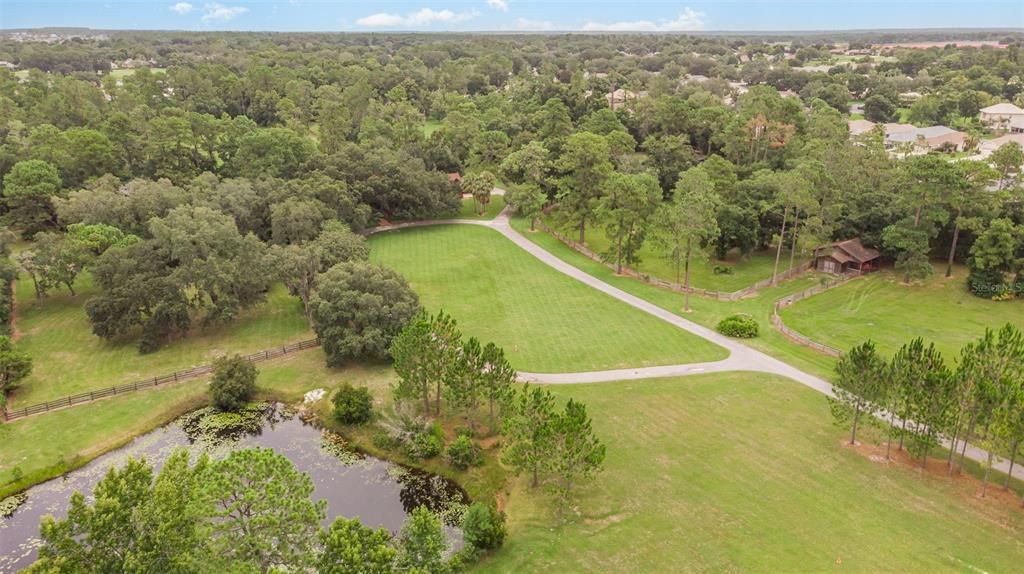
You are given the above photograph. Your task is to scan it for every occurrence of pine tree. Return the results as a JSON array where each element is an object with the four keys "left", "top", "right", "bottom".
[
  {"left": 480, "top": 342, "right": 516, "bottom": 430},
  {"left": 445, "top": 337, "right": 485, "bottom": 432},
  {"left": 503, "top": 384, "right": 556, "bottom": 488},
  {"left": 395, "top": 506, "right": 446, "bottom": 573},
  {"left": 889, "top": 338, "right": 951, "bottom": 466},
  {"left": 548, "top": 399, "right": 606, "bottom": 516},
  {"left": 829, "top": 340, "right": 887, "bottom": 445}
]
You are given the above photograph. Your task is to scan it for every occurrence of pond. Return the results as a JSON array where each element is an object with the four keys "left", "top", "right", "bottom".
[{"left": 0, "top": 403, "right": 468, "bottom": 573}]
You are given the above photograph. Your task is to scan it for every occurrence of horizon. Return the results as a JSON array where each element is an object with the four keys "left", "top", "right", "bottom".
[
  {"left": 1, "top": 1, "right": 1023, "bottom": 34},
  {"left": 4, "top": 25, "right": 1024, "bottom": 35}
]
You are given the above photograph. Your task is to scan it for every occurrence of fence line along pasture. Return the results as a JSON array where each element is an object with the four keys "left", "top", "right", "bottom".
[
  {"left": 1, "top": 338, "right": 321, "bottom": 422},
  {"left": 534, "top": 218, "right": 813, "bottom": 301},
  {"left": 770, "top": 272, "right": 863, "bottom": 357}
]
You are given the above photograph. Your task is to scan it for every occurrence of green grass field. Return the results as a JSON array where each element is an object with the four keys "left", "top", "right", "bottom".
[
  {"left": 511, "top": 217, "right": 839, "bottom": 379},
  {"left": 10, "top": 273, "right": 313, "bottom": 407},
  {"left": 542, "top": 211, "right": 806, "bottom": 292},
  {"left": 423, "top": 119, "right": 442, "bottom": 138},
  {"left": 457, "top": 195, "right": 506, "bottom": 219},
  {"left": 368, "top": 225, "right": 727, "bottom": 373},
  {"left": 476, "top": 374, "right": 1024, "bottom": 573},
  {"left": 780, "top": 265, "right": 1024, "bottom": 361},
  {"left": 107, "top": 67, "right": 166, "bottom": 79}
]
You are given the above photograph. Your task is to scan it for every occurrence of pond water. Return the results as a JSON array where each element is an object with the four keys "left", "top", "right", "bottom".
[{"left": 0, "top": 404, "right": 468, "bottom": 573}]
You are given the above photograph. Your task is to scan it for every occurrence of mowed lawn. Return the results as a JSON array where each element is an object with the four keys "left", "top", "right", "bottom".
[
  {"left": 476, "top": 374, "right": 1024, "bottom": 573},
  {"left": 780, "top": 264, "right": 1024, "bottom": 361},
  {"left": 422, "top": 118, "right": 443, "bottom": 138},
  {"left": 9, "top": 273, "right": 313, "bottom": 407},
  {"left": 368, "top": 225, "right": 726, "bottom": 373},
  {"left": 457, "top": 195, "right": 506, "bottom": 220},
  {"left": 543, "top": 212, "right": 806, "bottom": 292},
  {"left": 510, "top": 216, "right": 840, "bottom": 380}
]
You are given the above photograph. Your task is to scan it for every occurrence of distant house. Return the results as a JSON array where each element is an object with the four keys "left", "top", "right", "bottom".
[
  {"left": 972, "top": 133, "right": 1024, "bottom": 160},
  {"left": 728, "top": 81, "right": 750, "bottom": 95},
  {"left": 898, "top": 91, "right": 923, "bottom": 105},
  {"left": 979, "top": 103, "right": 1024, "bottom": 131},
  {"left": 606, "top": 88, "right": 645, "bottom": 110},
  {"left": 847, "top": 119, "right": 877, "bottom": 136},
  {"left": 848, "top": 120, "right": 966, "bottom": 152},
  {"left": 882, "top": 122, "right": 917, "bottom": 136},
  {"left": 885, "top": 125, "right": 966, "bottom": 152},
  {"left": 1011, "top": 115, "right": 1024, "bottom": 134},
  {"left": 814, "top": 238, "right": 881, "bottom": 275}
]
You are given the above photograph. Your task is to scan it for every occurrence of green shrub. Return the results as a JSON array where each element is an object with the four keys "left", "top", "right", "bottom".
[
  {"left": 332, "top": 383, "right": 374, "bottom": 425},
  {"left": 462, "top": 502, "right": 506, "bottom": 550},
  {"left": 712, "top": 265, "right": 734, "bottom": 275},
  {"left": 209, "top": 354, "right": 258, "bottom": 411},
  {"left": 966, "top": 266, "right": 1011, "bottom": 299},
  {"left": 445, "top": 435, "right": 482, "bottom": 470},
  {"left": 447, "top": 546, "right": 483, "bottom": 571},
  {"left": 716, "top": 314, "right": 759, "bottom": 338},
  {"left": 409, "top": 430, "right": 442, "bottom": 459},
  {"left": 372, "top": 432, "right": 401, "bottom": 451}
]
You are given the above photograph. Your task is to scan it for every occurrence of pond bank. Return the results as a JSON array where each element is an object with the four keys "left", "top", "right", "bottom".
[{"left": 0, "top": 402, "right": 470, "bottom": 573}]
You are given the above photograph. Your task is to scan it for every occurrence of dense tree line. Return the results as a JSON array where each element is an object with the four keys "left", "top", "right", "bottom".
[
  {"left": 831, "top": 324, "right": 1024, "bottom": 501},
  {"left": 2, "top": 32, "right": 1023, "bottom": 331}
]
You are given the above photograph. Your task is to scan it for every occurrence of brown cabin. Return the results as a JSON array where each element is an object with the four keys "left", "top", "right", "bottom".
[
  {"left": 814, "top": 238, "right": 881, "bottom": 275},
  {"left": 446, "top": 172, "right": 463, "bottom": 196}
]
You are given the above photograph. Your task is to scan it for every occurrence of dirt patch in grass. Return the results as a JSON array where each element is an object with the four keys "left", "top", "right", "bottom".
[{"left": 846, "top": 440, "right": 1024, "bottom": 516}]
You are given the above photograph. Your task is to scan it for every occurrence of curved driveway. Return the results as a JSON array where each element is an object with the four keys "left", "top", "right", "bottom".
[{"left": 368, "top": 210, "right": 1022, "bottom": 480}]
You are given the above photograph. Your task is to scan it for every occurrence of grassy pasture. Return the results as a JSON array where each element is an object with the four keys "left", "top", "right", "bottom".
[
  {"left": 779, "top": 264, "right": 1024, "bottom": 362},
  {"left": 368, "top": 224, "right": 727, "bottom": 373},
  {"left": 511, "top": 216, "right": 839, "bottom": 379},
  {"left": 542, "top": 211, "right": 806, "bottom": 292},
  {"left": 477, "top": 374, "right": 1024, "bottom": 573},
  {"left": 9, "top": 273, "right": 313, "bottom": 407}
]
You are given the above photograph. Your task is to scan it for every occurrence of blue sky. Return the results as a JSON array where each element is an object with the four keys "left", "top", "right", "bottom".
[{"left": 1, "top": 1, "right": 1022, "bottom": 32}]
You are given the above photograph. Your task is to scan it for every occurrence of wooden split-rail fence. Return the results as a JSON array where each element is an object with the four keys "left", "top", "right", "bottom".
[
  {"left": 770, "top": 272, "right": 862, "bottom": 357},
  {"left": 1, "top": 338, "right": 321, "bottom": 422},
  {"left": 534, "top": 219, "right": 814, "bottom": 301}
]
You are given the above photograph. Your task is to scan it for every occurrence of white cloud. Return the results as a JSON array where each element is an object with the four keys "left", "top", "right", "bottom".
[
  {"left": 356, "top": 8, "right": 479, "bottom": 28},
  {"left": 169, "top": 2, "right": 193, "bottom": 14},
  {"left": 581, "top": 8, "right": 706, "bottom": 32},
  {"left": 201, "top": 3, "right": 249, "bottom": 22},
  {"left": 355, "top": 13, "right": 405, "bottom": 27},
  {"left": 487, "top": 0, "right": 508, "bottom": 12},
  {"left": 512, "top": 17, "right": 556, "bottom": 31}
]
